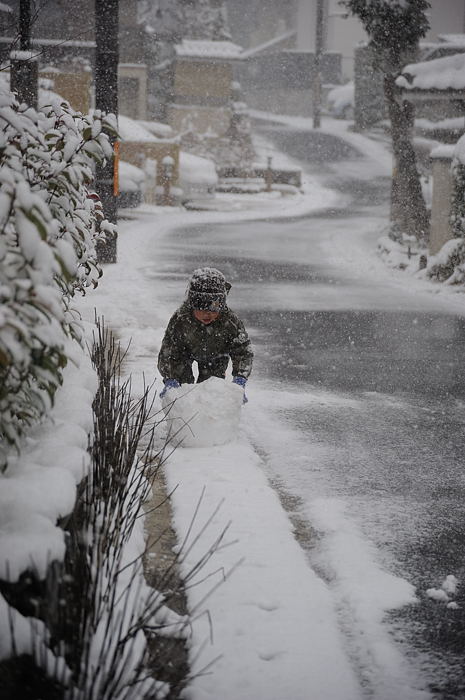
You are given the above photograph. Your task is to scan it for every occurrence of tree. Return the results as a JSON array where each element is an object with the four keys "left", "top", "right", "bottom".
[{"left": 340, "top": 0, "right": 430, "bottom": 241}]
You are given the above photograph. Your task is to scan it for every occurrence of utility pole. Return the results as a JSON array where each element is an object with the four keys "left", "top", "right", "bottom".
[
  {"left": 95, "top": 0, "right": 119, "bottom": 263},
  {"left": 10, "top": 0, "right": 38, "bottom": 108},
  {"left": 312, "top": 0, "right": 324, "bottom": 129}
]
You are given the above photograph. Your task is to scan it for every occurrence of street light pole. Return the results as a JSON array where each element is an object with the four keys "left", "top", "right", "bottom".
[
  {"left": 312, "top": 0, "right": 324, "bottom": 129},
  {"left": 95, "top": 0, "right": 119, "bottom": 263},
  {"left": 10, "top": 0, "right": 38, "bottom": 108}
]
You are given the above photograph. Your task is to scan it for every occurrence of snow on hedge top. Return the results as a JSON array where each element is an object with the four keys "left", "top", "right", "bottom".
[
  {"left": 179, "top": 151, "right": 218, "bottom": 187},
  {"left": 397, "top": 52, "right": 465, "bottom": 91},
  {"left": 175, "top": 39, "right": 243, "bottom": 60}
]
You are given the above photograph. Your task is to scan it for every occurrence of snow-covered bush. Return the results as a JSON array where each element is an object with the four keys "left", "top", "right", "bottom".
[
  {"left": 427, "top": 238, "right": 465, "bottom": 284},
  {"left": 326, "top": 82, "right": 354, "bottom": 119},
  {"left": 0, "top": 89, "right": 116, "bottom": 463}
]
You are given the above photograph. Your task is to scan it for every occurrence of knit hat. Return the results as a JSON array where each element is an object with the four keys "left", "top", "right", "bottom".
[{"left": 188, "top": 267, "right": 230, "bottom": 312}]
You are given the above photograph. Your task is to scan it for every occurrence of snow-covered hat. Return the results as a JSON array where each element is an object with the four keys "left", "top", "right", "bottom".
[{"left": 188, "top": 267, "right": 230, "bottom": 311}]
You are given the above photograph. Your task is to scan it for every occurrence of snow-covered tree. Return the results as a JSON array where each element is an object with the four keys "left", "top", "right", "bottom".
[
  {"left": 181, "top": 0, "right": 231, "bottom": 40},
  {"left": 0, "top": 89, "right": 116, "bottom": 466},
  {"left": 340, "top": 0, "right": 430, "bottom": 241}
]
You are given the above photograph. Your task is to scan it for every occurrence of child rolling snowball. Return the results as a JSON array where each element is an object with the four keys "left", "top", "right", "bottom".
[{"left": 158, "top": 267, "right": 253, "bottom": 403}]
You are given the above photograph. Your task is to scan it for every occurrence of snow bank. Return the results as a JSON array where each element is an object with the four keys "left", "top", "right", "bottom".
[
  {"left": 162, "top": 377, "right": 243, "bottom": 448},
  {"left": 0, "top": 335, "right": 96, "bottom": 582}
]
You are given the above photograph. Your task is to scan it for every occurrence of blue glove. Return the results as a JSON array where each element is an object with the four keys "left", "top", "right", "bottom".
[
  {"left": 160, "top": 378, "right": 180, "bottom": 398},
  {"left": 232, "top": 376, "right": 248, "bottom": 404}
]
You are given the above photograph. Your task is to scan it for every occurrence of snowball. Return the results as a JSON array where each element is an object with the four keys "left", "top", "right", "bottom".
[{"left": 161, "top": 377, "right": 243, "bottom": 448}]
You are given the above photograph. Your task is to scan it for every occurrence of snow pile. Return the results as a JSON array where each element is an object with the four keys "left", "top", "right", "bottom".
[
  {"left": 326, "top": 81, "right": 354, "bottom": 118},
  {"left": 162, "top": 377, "right": 243, "bottom": 447},
  {"left": 179, "top": 151, "right": 218, "bottom": 187},
  {"left": 120, "top": 160, "right": 146, "bottom": 192},
  {"left": 0, "top": 337, "right": 96, "bottom": 644},
  {"left": 427, "top": 574, "right": 460, "bottom": 609},
  {"left": 0, "top": 341, "right": 95, "bottom": 584}
]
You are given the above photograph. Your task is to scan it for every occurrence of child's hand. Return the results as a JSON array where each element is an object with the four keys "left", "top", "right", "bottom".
[
  {"left": 160, "top": 379, "right": 180, "bottom": 398},
  {"left": 232, "top": 376, "right": 248, "bottom": 404}
]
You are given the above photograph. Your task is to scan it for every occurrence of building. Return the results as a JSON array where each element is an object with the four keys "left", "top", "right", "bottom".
[
  {"left": 166, "top": 38, "right": 243, "bottom": 136},
  {"left": 397, "top": 50, "right": 465, "bottom": 255}
]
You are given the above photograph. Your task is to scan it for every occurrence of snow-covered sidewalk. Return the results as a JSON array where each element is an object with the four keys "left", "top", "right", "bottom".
[
  {"left": 79, "top": 180, "right": 372, "bottom": 698},
  {"left": 78, "top": 120, "right": 454, "bottom": 699}
]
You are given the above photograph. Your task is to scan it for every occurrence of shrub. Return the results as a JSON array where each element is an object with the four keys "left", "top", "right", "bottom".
[{"left": 0, "top": 90, "right": 116, "bottom": 465}]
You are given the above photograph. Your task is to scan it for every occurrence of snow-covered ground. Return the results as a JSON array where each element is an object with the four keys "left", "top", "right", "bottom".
[{"left": 76, "top": 119, "right": 464, "bottom": 699}]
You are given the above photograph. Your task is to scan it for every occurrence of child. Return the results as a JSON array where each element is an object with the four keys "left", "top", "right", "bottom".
[{"left": 158, "top": 268, "right": 253, "bottom": 399}]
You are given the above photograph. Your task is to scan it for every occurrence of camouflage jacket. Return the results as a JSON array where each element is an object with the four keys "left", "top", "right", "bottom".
[{"left": 158, "top": 302, "right": 253, "bottom": 384}]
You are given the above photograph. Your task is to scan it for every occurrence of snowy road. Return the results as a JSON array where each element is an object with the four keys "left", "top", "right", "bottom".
[{"left": 152, "top": 125, "right": 465, "bottom": 697}]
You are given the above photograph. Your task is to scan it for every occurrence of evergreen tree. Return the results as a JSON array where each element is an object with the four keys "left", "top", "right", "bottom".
[{"left": 340, "top": 0, "right": 430, "bottom": 241}]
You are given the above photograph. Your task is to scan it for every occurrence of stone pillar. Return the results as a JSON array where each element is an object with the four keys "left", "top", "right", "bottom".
[{"left": 430, "top": 151, "right": 454, "bottom": 256}]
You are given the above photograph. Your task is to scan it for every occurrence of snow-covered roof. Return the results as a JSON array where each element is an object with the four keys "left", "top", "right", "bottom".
[
  {"left": 175, "top": 39, "right": 243, "bottom": 60},
  {"left": 241, "top": 30, "right": 297, "bottom": 59},
  {"left": 438, "top": 34, "right": 465, "bottom": 47},
  {"left": 138, "top": 119, "right": 175, "bottom": 140},
  {"left": 118, "top": 115, "right": 167, "bottom": 143},
  {"left": 397, "top": 52, "right": 465, "bottom": 92},
  {"left": 430, "top": 144, "right": 455, "bottom": 160}
]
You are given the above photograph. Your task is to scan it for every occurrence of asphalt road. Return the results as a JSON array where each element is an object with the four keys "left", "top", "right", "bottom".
[{"left": 159, "top": 125, "right": 465, "bottom": 697}]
